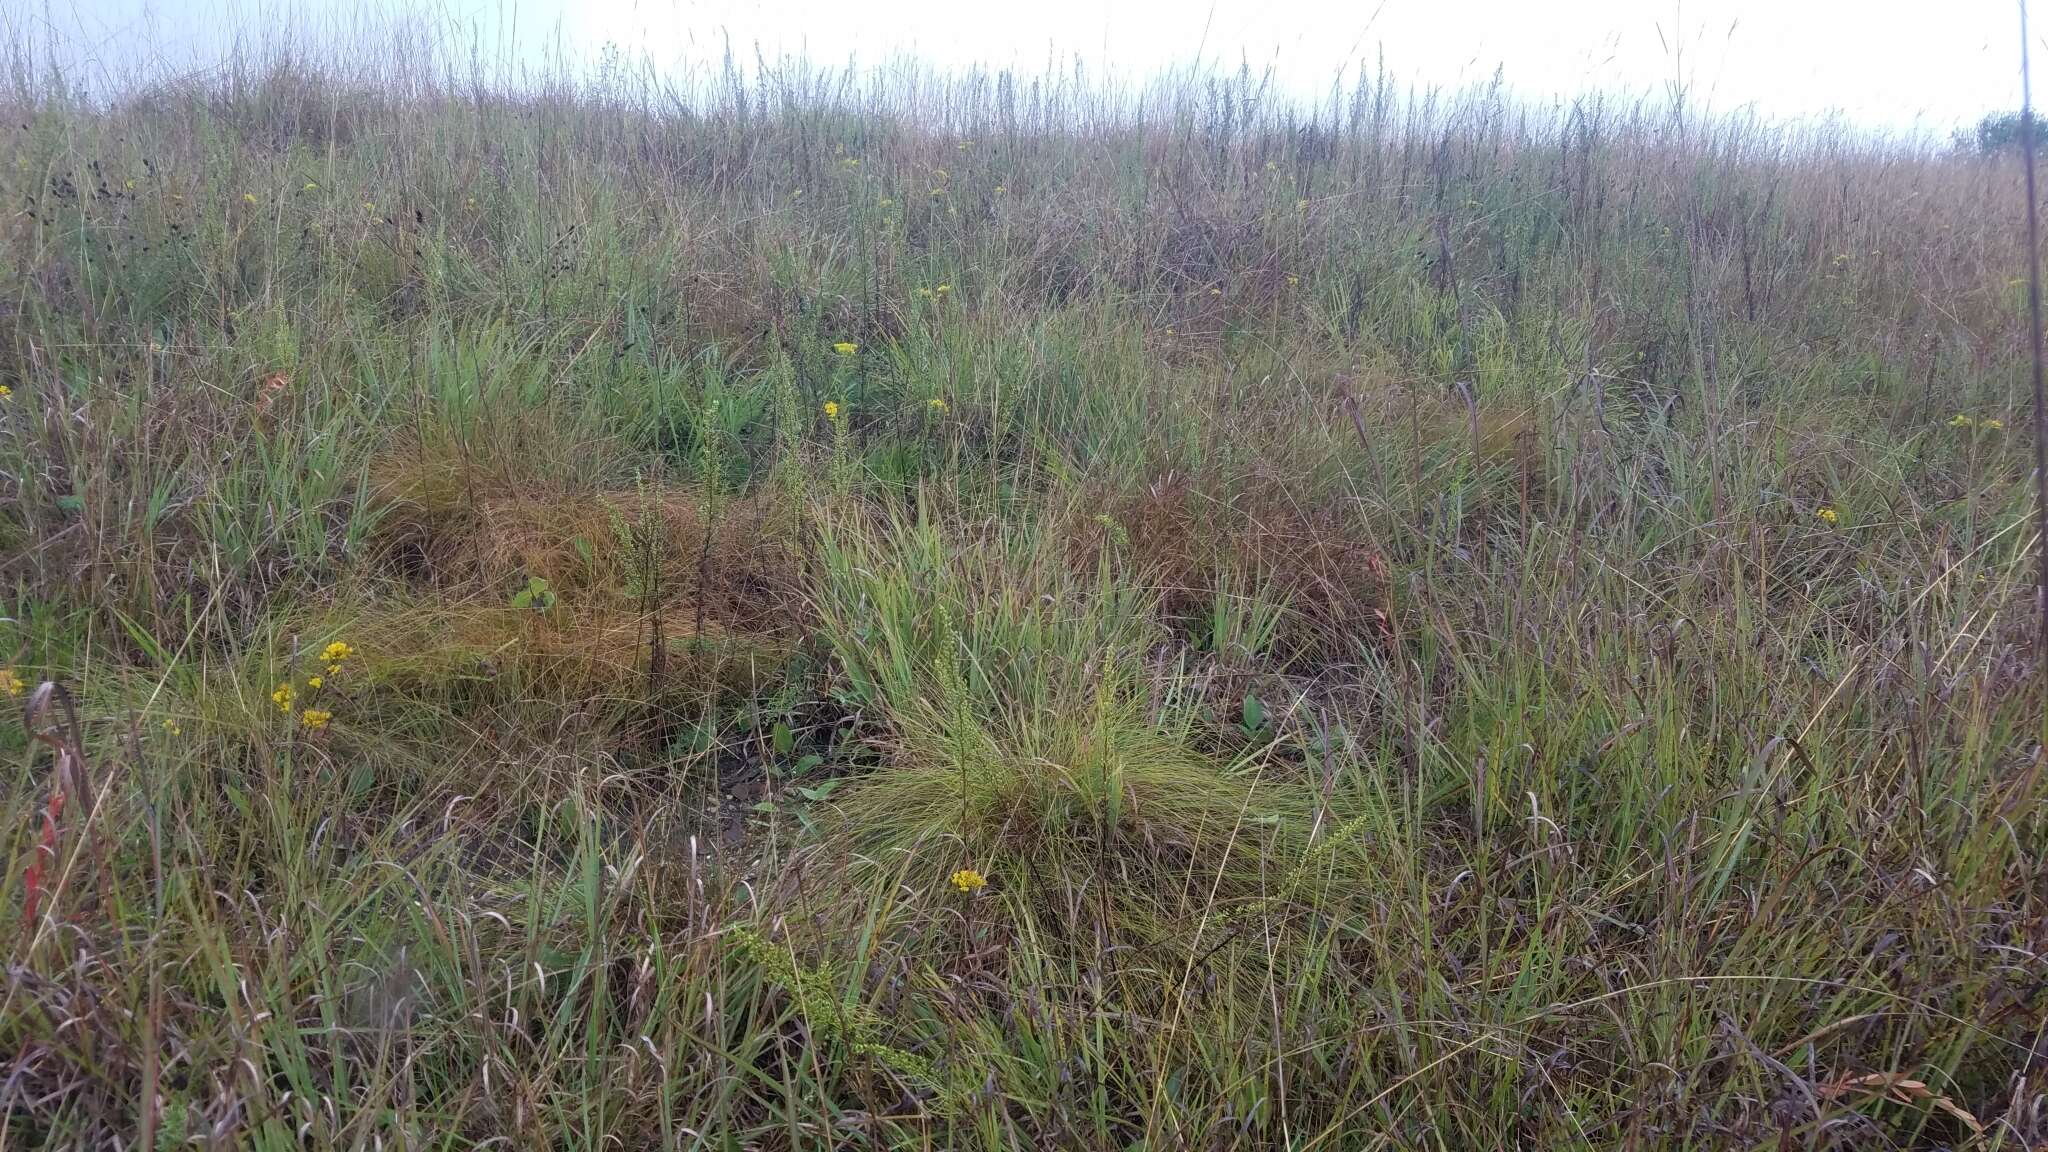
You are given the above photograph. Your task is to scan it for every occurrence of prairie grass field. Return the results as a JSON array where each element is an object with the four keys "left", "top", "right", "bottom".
[{"left": 3, "top": 18, "right": 2048, "bottom": 1149}]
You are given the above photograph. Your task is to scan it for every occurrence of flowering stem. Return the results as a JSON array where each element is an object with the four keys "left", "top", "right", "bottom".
[{"left": 2024, "top": 0, "right": 2048, "bottom": 676}]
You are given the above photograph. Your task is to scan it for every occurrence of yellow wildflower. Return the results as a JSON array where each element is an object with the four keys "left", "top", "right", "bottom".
[
  {"left": 272, "top": 683, "right": 296, "bottom": 712},
  {"left": 833, "top": 341, "right": 859, "bottom": 356},
  {"left": 935, "top": 284, "right": 951, "bottom": 295},
  {"left": 949, "top": 868, "right": 988, "bottom": 894},
  {"left": 162, "top": 718, "right": 181, "bottom": 736},
  {"left": 1287, "top": 275, "right": 1300, "bottom": 287},
  {"left": 823, "top": 400, "right": 841, "bottom": 420},
  {"left": 929, "top": 397, "right": 948, "bottom": 413},
  {"left": 0, "top": 384, "right": 12, "bottom": 398},
  {"left": 306, "top": 675, "right": 323, "bottom": 689},
  {"left": 1949, "top": 414, "right": 1974, "bottom": 428},
  {"left": 1982, "top": 418, "right": 2005, "bottom": 431},
  {"left": 320, "top": 641, "right": 355, "bottom": 663},
  {"left": 325, "top": 663, "right": 342, "bottom": 677},
  {"left": 0, "top": 668, "right": 23, "bottom": 697},
  {"left": 242, "top": 192, "right": 256, "bottom": 204},
  {"left": 299, "top": 709, "right": 332, "bottom": 730},
  {"left": 304, "top": 181, "right": 318, "bottom": 191},
  {"left": 1816, "top": 506, "right": 1839, "bottom": 525}
]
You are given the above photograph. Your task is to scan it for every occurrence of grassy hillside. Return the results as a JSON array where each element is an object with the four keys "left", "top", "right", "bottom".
[{"left": 2, "top": 35, "right": 2046, "bottom": 1149}]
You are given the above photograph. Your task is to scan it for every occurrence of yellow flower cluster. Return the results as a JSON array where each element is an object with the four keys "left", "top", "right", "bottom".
[
  {"left": 949, "top": 868, "right": 987, "bottom": 894},
  {"left": 272, "top": 683, "right": 296, "bottom": 712},
  {"left": 0, "top": 668, "right": 24, "bottom": 697},
  {"left": 833, "top": 341, "right": 859, "bottom": 356},
  {"left": 299, "top": 709, "right": 332, "bottom": 730},
  {"left": 823, "top": 400, "right": 841, "bottom": 420},
  {"left": 1815, "top": 506, "right": 1839, "bottom": 525}
]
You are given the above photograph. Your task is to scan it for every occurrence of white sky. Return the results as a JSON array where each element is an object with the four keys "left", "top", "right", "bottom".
[{"left": 19, "top": 0, "right": 2026, "bottom": 136}]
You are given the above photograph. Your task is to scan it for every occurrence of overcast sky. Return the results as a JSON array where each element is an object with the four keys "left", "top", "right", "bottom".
[{"left": 16, "top": 0, "right": 2025, "bottom": 136}]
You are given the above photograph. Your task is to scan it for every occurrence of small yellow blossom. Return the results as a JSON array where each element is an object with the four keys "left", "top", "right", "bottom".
[
  {"left": 303, "top": 182, "right": 318, "bottom": 191},
  {"left": 949, "top": 868, "right": 988, "bottom": 894},
  {"left": 326, "top": 663, "right": 343, "bottom": 677},
  {"left": 833, "top": 341, "right": 859, "bottom": 357},
  {"left": 0, "top": 668, "right": 23, "bottom": 697},
  {"left": 162, "top": 718, "right": 181, "bottom": 736},
  {"left": 1287, "top": 275, "right": 1300, "bottom": 287},
  {"left": 306, "top": 675, "right": 323, "bottom": 689},
  {"left": 1816, "top": 506, "right": 1839, "bottom": 525},
  {"left": 272, "top": 683, "right": 296, "bottom": 712},
  {"left": 935, "top": 284, "right": 951, "bottom": 295},
  {"left": 993, "top": 185, "right": 1006, "bottom": 195},
  {"left": 125, "top": 178, "right": 135, "bottom": 190},
  {"left": 242, "top": 192, "right": 257, "bottom": 204},
  {"left": 0, "top": 384, "right": 12, "bottom": 398},
  {"left": 1982, "top": 418, "right": 2005, "bottom": 431},
  {"left": 320, "top": 641, "right": 355, "bottom": 663},
  {"left": 1949, "top": 414, "right": 1975, "bottom": 428},
  {"left": 823, "top": 400, "right": 841, "bottom": 420},
  {"left": 299, "top": 709, "right": 332, "bottom": 730},
  {"left": 929, "top": 397, "right": 948, "bottom": 413},
  {"left": 916, "top": 287, "right": 933, "bottom": 298}
]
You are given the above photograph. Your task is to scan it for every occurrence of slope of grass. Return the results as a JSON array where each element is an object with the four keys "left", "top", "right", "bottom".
[{"left": 2, "top": 22, "right": 2046, "bottom": 1149}]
